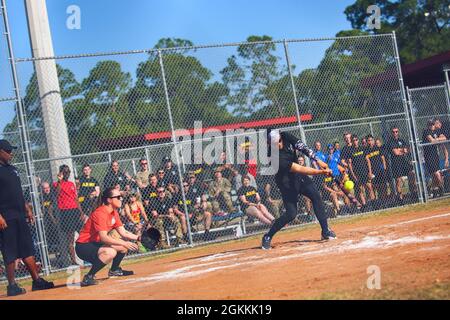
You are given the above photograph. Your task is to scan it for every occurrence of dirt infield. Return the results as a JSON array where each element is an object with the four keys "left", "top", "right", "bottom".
[{"left": 2, "top": 200, "right": 450, "bottom": 300}]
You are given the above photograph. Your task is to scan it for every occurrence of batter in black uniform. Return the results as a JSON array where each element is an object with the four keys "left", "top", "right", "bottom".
[{"left": 261, "top": 130, "right": 336, "bottom": 250}]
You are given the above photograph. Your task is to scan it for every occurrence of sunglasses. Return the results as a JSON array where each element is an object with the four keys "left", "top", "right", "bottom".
[
  {"left": 1, "top": 149, "right": 13, "bottom": 154},
  {"left": 158, "top": 171, "right": 164, "bottom": 174},
  {"left": 109, "top": 196, "right": 123, "bottom": 200},
  {"left": 392, "top": 130, "right": 399, "bottom": 133}
]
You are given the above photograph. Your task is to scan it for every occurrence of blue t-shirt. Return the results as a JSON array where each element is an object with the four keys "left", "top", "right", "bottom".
[{"left": 327, "top": 151, "right": 341, "bottom": 177}]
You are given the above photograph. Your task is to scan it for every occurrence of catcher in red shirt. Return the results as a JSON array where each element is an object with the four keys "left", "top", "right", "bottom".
[{"left": 75, "top": 187, "right": 140, "bottom": 287}]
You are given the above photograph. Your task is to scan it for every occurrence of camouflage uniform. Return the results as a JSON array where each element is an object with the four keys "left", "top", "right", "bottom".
[{"left": 208, "top": 177, "right": 235, "bottom": 213}]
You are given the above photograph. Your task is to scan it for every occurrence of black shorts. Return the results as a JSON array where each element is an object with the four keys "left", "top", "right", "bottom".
[
  {"left": 392, "top": 160, "right": 413, "bottom": 178},
  {"left": 58, "top": 209, "right": 83, "bottom": 233},
  {"left": 75, "top": 242, "right": 103, "bottom": 264},
  {"left": 0, "top": 218, "right": 35, "bottom": 265}
]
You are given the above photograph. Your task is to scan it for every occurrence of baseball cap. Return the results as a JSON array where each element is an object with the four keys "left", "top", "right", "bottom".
[
  {"left": 0, "top": 140, "right": 17, "bottom": 152},
  {"left": 327, "top": 144, "right": 333, "bottom": 149},
  {"left": 162, "top": 156, "right": 172, "bottom": 163}
]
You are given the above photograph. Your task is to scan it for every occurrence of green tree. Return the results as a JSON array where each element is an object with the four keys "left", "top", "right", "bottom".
[
  {"left": 342, "top": 0, "right": 450, "bottom": 63},
  {"left": 221, "top": 35, "right": 288, "bottom": 118}
]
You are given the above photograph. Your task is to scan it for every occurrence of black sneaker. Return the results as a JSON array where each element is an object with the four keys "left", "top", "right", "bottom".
[
  {"left": 108, "top": 267, "right": 134, "bottom": 277},
  {"left": 261, "top": 234, "right": 272, "bottom": 250},
  {"left": 321, "top": 229, "right": 337, "bottom": 240},
  {"left": 7, "top": 283, "right": 26, "bottom": 296},
  {"left": 32, "top": 278, "right": 54, "bottom": 291},
  {"left": 80, "top": 274, "right": 98, "bottom": 287}
]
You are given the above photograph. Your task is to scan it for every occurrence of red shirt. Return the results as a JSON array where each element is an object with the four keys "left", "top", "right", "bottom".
[
  {"left": 53, "top": 180, "right": 78, "bottom": 210},
  {"left": 76, "top": 205, "right": 123, "bottom": 243}
]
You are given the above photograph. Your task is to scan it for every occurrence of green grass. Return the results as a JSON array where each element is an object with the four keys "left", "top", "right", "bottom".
[{"left": 1, "top": 198, "right": 449, "bottom": 296}]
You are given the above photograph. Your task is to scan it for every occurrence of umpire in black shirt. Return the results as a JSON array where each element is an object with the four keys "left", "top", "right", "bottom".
[{"left": 0, "top": 140, "right": 54, "bottom": 296}]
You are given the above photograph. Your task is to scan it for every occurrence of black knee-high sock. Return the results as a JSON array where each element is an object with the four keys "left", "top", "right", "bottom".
[
  {"left": 111, "top": 252, "right": 125, "bottom": 271},
  {"left": 87, "top": 258, "right": 106, "bottom": 277},
  {"left": 266, "top": 201, "right": 297, "bottom": 238}
]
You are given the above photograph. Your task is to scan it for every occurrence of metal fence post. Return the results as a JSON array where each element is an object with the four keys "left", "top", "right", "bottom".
[
  {"left": 283, "top": 40, "right": 307, "bottom": 145},
  {"left": 1, "top": 0, "right": 51, "bottom": 275},
  {"left": 444, "top": 68, "right": 450, "bottom": 111},
  {"left": 406, "top": 86, "right": 426, "bottom": 203},
  {"left": 391, "top": 31, "right": 423, "bottom": 203},
  {"left": 158, "top": 49, "right": 193, "bottom": 246}
]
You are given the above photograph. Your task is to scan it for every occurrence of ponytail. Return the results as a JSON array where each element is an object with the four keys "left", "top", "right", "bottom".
[{"left": 96, "top": 187, "right": 116, "bottom": 208}]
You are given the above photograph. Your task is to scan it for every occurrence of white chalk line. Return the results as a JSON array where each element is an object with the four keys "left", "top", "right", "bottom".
[{"left": 118, "top": 234, "right": 450, "bottom": 287}]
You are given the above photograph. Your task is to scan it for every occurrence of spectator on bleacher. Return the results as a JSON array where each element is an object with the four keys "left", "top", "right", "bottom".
[
  {"left": 340, "top": 132, "right": 353, "bottom": 169},
  {"left": 321, "top": 175, "right": 344, "bottom": 217},
  {"left": 333, "top": 141, "right": 341, "bottom": 159},
  {"left": 103, "top": 160, "right": 132, "bottom": 191},
  {"left": 40, "top": 182, "right": 60, "bottom": 256},
  {"left": 312, "top": 141, "right": 327, "bottom": 169},
  {"left": 135, "top": 158, "right": 151, "bottom": 190},
  {"left": 149, "top": 187, "right": 182, "bottom": 246},
  {"left": 162, "top": 156, "right": 181, "bottom": 187},
  {"left": 422, "top": 119, "right": 448, "bottom": 197},
  {"left": 53, "top": 165, "right": 86, "bottom": 267},
  {"left": 157, "top": 167, "right": 179, "bottom": 196},
  {"left": 348, "top": 134, "right": 375, "bottom": 208},
  {"left": 124, "top": 192, "right": 148, "bottom": 235},
  {"left": 326, "top": 144, "right": 341, "bottom": 178},
  {"left": 386, "top": 126, "right": 417, "bottom": 203},
  {"left": 208, "top": 167, "right": 235, "bottom": 214},
  {"left": 361, "top": 137, "right": 368, "bottom": 148},
  {"left": 218, "top": 151, "right": 234, "bottom": 182},
  {"left": 238, "top": 176, "right": 275, "bottom": 225},
  {"left": 188, "top": 153, "right": 213, "bottom": 186},
  {"left": 78, "top": 164, "right": 100, "bottom": 217},
  {"left": 141, "top": 174, "right": 159, "bottom": 211},
  {"left": 173, "top": 182, "right": 214, "bottom": 241},
  {"left": 258, "top": 175, "right": 283, "bottom": 219},
  {"left": 366, "top": 135, "right": 388, "bottom": 200}
]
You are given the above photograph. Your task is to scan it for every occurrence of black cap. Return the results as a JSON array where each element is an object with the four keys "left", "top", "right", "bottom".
[
  {"left": 162, "top": 156, "right": 172, "bottom": 163},
  {"left": 0, "top": 140, "right": 17, "bottom": 152}
]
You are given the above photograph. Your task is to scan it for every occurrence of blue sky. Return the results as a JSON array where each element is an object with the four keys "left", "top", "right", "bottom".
[{"left": 0, "top": 0, "right": 355, "bottom": 133}]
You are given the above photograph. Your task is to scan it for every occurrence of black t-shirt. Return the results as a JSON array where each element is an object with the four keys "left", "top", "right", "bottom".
[
  {"left": 103, "top": 170, "right": 129, "bottom": 190},
  {"left": 422, "top": 128, "right": 439, "bottom": 160},
  {"left": 273, "top": 132, "right": 305, "bottom": 197},
  {"left": 349, "top": 146, "right": 368, "bottom": 176},
  {"left": 237, "top": 185, "right": 258, "bottom": 211},
  {"left": 42, "top": 192, "right": 55, "bottom": 213},
  {"left": 173, "top": 189, "right": 196, "bottom": 212},
  {"left": 0, "top": 163, "right": 26, "bottom": 220},
  {"left": 366, "top": 146, "right": 384, "bottom": 172},
  {"left": 150, "top": 197, "right": 174, "bottom": 215},
  {"left": 341, "top": 145, "right": 353, "bottom": 163},
  {"left": 387, "top": 138, "right": 410, "bottom": 165},
  {"left": 141, "top": 184, "right": 159, "bottom": 202},
  {"left": 164, "top": 166, "right": 181, "bottom": 185},
  {"left": 78, "top": 176, "right": 99, "bottom": 199},
  {"left": 189, "top": 182, "right": 206, "bottom": 198}
]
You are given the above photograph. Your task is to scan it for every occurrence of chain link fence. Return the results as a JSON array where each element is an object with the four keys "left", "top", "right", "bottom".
[
  {"left": 407, "top": 84, "right": 450, "bottom": 202},
  {"left": 2, "top": 31, "right": 448, "bottom": 281}
]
